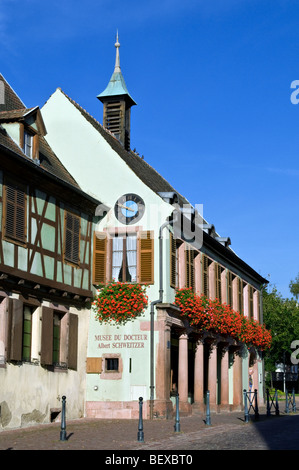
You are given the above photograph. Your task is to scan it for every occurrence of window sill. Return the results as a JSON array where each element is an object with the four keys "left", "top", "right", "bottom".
[{"left": 3, "top": 236, "right": 27, "bottom": 248}]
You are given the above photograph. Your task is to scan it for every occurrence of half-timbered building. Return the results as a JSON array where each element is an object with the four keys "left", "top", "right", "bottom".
[
  {"left": 0, "top": 75, "right": 100, "bottom": 429},
  {"left": 41, "top": 36, "right": 269, "bottom": 420}
]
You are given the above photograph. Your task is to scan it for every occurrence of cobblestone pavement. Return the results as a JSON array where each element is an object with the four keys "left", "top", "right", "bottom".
[{"left": 1, "top": 407, "right": 299, "bottom": 451}]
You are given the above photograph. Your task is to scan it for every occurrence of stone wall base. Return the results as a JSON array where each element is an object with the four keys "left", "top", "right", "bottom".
[
  {"left": 86, "top": 400, "right": 144, "bottom": 419},
  {"left": 86, "top": 399, "right": 176, "bottom": 420}
]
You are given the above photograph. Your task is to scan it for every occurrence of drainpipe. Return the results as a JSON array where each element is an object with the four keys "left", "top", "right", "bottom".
[{"left": 149, "top": 212, "right": 178, "bottom": 420}]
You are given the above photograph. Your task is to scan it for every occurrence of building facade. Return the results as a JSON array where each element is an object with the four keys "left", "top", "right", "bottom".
[
  {"left": 0, "top": 75, "right": 100, "bottom": 429},
  {"left": 41, "top": 37, "right": 269, "bottom": 420}
]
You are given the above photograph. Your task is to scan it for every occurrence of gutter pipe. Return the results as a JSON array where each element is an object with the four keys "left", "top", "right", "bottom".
[{"left": 149, "top": 211, "right": 178, "bottom": 420}]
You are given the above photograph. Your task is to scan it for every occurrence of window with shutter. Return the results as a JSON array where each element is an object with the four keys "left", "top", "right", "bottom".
[
  {"left": 24, "top": 130, "right": 33, "bottom": 158},
  {"left": 170, "top": 232, "right": 178, "bottom": 288},
  {"left": 41, "top": 306, "right": 54, "bottom": 366},
  {"left": 8, "top": 298, "right": 23, "bottom": 362},
  {"left": 238, "top": 278, "right": 244, "bottom": 314},
  {"left": 64, "top": 211, "right": 80, "bottom": 265},
  {"left": 92, "top": 230, "right": 154, "bottom": 285},
  {"left": 138, "top": 231, "right": 154, "bottom": 284},
  {"left": 112, "top": 234, "right": 137, "bottom": 282},
  {"left": 202, "top": 254, "right": 209, "bottom": 297},
  {"left": 68, "top": 313, "right": 78, "bottom": 370},
  {"left": 93, "top": 232, "right": 107, "bottom": 285},
  {"left": 185, "top": 245, "right": 195, "bottom": 290},
  {"left": 53, "top": 313, "right": 61, "bottom": 365},
  {"left": 256, "top": 290, "right": 260, "bottom": 323},
  {"left": 248, "top": 285, "right": 254, "bottom": 319},
  {"left": 3, "top": 179, "right": 27, "bottom": 244},
  {"left": 227, "top": 271, "right": 233, "bottom": 307},
  {"left": 22, "top": 306, "right": 33, "bottom": 362},
  {"left": 215, "top": 263, "right": 222, "bottom": 302}
]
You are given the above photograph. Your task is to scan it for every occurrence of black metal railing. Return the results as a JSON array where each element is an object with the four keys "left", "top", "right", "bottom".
[{"left": 243, "top": 389, "right": 259, "bottom": 422}]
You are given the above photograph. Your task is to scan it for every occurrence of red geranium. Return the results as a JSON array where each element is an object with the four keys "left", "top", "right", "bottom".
[
  {"left": 93, "top": 282, "right": 148, "bottom": 325},
  {"left": 175, "top": 288, "right": 271, "bottom": 350}
]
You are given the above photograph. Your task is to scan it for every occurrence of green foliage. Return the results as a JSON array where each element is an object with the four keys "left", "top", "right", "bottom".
[
  {"left": 289, "top": 273, "right": 299, "bottom": 300},
  {"left": 262, "top": 285, "right": 299, "bottom": 372}
]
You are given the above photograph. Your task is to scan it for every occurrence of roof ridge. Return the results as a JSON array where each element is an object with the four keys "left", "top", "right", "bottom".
[
  {"left": 0, "top": 73, "right": 26, "bottom": 109},
  {"left": 58, "top": 87, "right": 135, "bottom": 145},
  {"left": 57, "top": 87, "right": 190, "bottom": 206},
  {"left": 58, "top": 88, "right": 106, "bottom": 130}
]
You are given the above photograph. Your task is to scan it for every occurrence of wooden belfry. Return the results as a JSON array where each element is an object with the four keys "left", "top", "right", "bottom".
[{"left": 97, "top": 32, "right": 136, "bottom": 150}]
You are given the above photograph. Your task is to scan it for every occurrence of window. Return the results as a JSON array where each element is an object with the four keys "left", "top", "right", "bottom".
[
  {"left": 105, "top": 357, "right": 119, "bottom": 371},
  {"left": 41, "top": 307, "right": 78, "bottom": 370},
  {"left": 24, "top": 130, "right": 33, "bottom": 158},
  {"left": 3, "top": 179, "right": 27, "bottom": 244},
  {"left": 93, "top": 230, "right": 154, "bottom": 285},
  {"left": 53, "top": 313, "right": 61, "bottom": 365},
  {"left": 22, "top": 306, "right": 33, "bottom": 361},
  {"left": 64, "top": 211, "right": 80, "bottom": 265},
  {"left": 112, "top": 234, "right": 137, "bottom": 282}
]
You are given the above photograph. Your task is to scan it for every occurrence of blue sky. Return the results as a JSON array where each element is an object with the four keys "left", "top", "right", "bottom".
[{"left": 1, "top": 0, "right": 299, "bottom": 298}]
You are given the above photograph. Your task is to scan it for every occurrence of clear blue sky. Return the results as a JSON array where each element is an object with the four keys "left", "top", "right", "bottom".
[{"left": 1, "top": 0, "right": 299, "bottom": 298}]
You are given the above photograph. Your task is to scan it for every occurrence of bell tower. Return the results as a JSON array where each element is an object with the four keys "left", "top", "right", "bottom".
[{"left": 97, "top": 33, "right": 136, "bottom": 150}]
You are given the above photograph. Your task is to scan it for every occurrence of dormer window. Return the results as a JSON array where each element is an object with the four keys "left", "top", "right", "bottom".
[{"left": 24, "top": 130, "right": 33, "bottom": 158}]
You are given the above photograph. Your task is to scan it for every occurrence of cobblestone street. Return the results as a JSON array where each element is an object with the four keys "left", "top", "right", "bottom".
[{"left": 1, "top": 407, "right": 299, "bottom": 453}]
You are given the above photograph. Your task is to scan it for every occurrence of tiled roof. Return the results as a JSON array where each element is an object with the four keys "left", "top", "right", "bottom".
[
  {"left": 0, "top": 74, "right": 79, "bottom": 189},
  {"left": 0, "top": 74, "right": 25, "bottom": 111},
  {"left": 0, "top": 108, "right": 34, "bottom": 121}
]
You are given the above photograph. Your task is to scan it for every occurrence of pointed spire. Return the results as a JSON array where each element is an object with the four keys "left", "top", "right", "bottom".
[
  {"left": 97, "top": 32, "right": 136, "bottom": 107},
  {"left": 114, "top": 30, "right": 121, "bottom": 73}
]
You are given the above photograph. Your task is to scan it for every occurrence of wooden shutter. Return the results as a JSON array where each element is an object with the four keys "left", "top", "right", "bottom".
[
  {"left": 138, "top": 231, "right": 154, "bottom": 284},
  {"left": 256, "top": 290, "right": 260, "bottom": 323},
  {"left": 41, "top": 306, "right": 53, "bottom": 365},
  {"left": 248, "top": 285, "right": 254, "bottom": 319},
  {"left": 86, "top": 357, "right": 102, "bottom": 374},
  {"left": 185, "top": 246, "right": 195, "bottom": 290},
  {"left": 238, "top": 278, "right": 243, "bottom": 314},
  {"left": 64, "top": 211, "right": 80, "bottom": 265},
  {"left": 215, "top": 263, "right": 222, "bottom": 302},
  {"left": 32, "top": 134, "right": 39, "bottom": 160},
  {"left": 3, "top": 180, "right": 26, "bottom": 243},
  {"left": 202, "top": 254, "right": 209, "bottom": 297},
  {"left": 170, "top": 232, "right": 177, "bottom": 288},
  {"left": 9, "top": 298, "right": 23, "bottom": 361},
  {"left": 93, "top": 232, "right": 107, "bottom": 285},
  {"left": 227, "top": 271, "right": 233, "bottom": 306},
  {"left": 68, "top": 313, "right": 78, "bottom": 370}
]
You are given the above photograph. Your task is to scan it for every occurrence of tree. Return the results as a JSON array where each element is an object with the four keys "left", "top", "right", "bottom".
[
  {"left": 289, "top": 273, "right": 299, "bottom": 300},
  {"left": 262, "top": 285, "right": 299, "bottom": 373}
]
